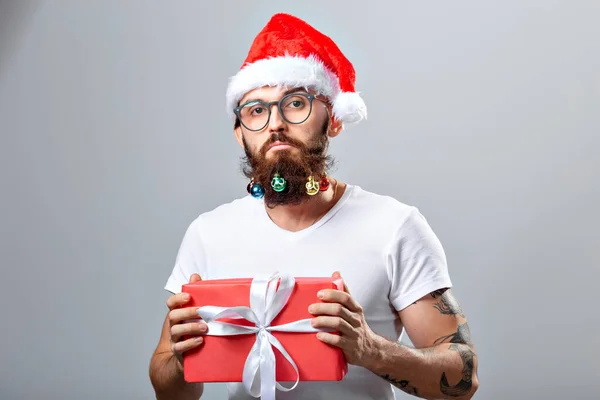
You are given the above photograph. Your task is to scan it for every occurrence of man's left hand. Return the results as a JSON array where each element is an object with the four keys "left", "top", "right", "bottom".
[{"left": 309, "top": 271, "right": 379, "bottom": 367}]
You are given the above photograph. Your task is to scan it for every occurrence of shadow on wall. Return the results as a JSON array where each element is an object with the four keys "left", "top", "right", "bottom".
[{"left": 0, "top": 0, "right": 41, "bottom": 78}]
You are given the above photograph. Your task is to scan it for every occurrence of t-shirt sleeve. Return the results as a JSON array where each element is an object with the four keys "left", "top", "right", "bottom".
[
  {"left": 164, "top": 217, "right": 208, "bottom": 294},
  {"left": 387, "top": 207, "right": 453, "bottom": 311}
]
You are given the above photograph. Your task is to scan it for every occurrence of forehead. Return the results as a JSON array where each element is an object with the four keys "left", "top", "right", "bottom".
[{"left": 238, "top": 85, "right": 316, "bottom": 105}]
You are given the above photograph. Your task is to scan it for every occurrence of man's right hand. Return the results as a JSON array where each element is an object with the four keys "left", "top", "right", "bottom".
[{"left": 166, "top": 273, "right": 208, "bottom": 369}]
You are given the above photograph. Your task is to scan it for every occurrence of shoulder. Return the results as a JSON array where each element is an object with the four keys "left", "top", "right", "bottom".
[
  {"left": 189, "top": 195, "right": 257, "bottom": 228},
  {"left": 174, "top": 194, "right": 256, "bottom": 256},
  {"left": 343, "top": 184, "right": 421, "bottom": 227},
  {"left": 176, "top": 195, "right": 257, "bottom": 246},
  {"left": 341, "top": 184, "right": 441, "bottom": 250}
]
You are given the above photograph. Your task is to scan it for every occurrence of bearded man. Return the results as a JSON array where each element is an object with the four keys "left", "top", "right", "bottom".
[{"left": 150, "top": 13, "right": 479, "bottom": 400}]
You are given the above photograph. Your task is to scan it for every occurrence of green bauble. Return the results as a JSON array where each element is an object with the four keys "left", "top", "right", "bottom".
[{"left": 271, "top": 173, "right": 287, "bottom": 192}]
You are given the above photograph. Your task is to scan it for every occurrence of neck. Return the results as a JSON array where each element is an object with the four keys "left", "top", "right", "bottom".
[{"left": 264, "top": 178, "right": 344, "bottom": 232}]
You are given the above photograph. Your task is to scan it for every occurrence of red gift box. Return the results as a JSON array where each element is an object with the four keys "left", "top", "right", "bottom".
[{"left": 181, "top": 275, "right": 348, "bottom": 384}]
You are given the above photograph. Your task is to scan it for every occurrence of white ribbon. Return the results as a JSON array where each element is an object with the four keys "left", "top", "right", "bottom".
[{"left": 196, "top": 272, "right": 330, "bottom": 400}]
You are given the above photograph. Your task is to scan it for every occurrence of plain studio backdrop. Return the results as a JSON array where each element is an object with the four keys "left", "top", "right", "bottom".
[{"left": 1, "top": 1, "right": 598, "bottom": 399}]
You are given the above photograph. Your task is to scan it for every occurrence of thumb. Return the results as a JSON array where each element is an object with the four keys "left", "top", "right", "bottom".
[
  {"left": 332, "top": 271, "right": 350, "bottom": 293},
  {"left": 189, "top": 273, "right": 202, "bottom": 283}
]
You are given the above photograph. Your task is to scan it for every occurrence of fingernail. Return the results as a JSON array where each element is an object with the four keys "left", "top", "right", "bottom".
[
  {"left": 317, "top": 291, "right": 324, "bottom": 298},
  {"left": 198, "top": 323, "right": 207, "bottom": 331},
  {"left": 195, "top": 337, "right": 203, "bottom": 343},
  {"left": 308, "top": 305, "right": 314, "bottom": 313},
  {"left": 183, "top": 293, "right": 190, "bottom": 300}
]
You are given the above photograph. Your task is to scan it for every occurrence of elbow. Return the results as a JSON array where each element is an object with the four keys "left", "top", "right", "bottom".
[
  {"left": 470, "top": 373, "right": 480, "bottom": 398},
  {"left": 457, "top": 345, "right": 479, "bottom": 400},
  {"left": 467, "top": 352, "right": 480, "bottom": 399},
  {"left": 443, "top": 368, "right": 479, "bottom": 400},
  {"left": 459, "top": 373, "right": 480, "bottom": 400}
]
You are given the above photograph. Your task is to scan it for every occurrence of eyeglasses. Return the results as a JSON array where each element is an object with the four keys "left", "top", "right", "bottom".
[{"left": 234, "top": 92, "right": 322, "bottom": 132}]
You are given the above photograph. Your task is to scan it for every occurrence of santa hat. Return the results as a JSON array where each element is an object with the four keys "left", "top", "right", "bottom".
[{"left": 226, "top": 13, "right": 367, "bottom": 125}]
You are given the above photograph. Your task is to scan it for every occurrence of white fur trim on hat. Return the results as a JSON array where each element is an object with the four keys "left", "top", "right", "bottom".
[{"left": 226, "top": 54, "right": 366, "bottom": 124}]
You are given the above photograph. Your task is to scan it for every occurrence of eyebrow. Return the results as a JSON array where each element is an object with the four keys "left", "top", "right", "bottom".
[{"left": 240, "top": 87, "right": 308, "bottom": 106}]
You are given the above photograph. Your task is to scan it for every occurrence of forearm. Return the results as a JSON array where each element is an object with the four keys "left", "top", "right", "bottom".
[
  {"left": 365, "top": 335, "right": 479, "bottom": 400},
  {"left": 150, "top": 351, "right": 204, "bottom": 400}
]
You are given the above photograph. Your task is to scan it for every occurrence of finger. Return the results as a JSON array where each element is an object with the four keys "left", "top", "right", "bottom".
[
  {"left": 171, "top": 321, "right": 208, "bottom": 342},
  {"left": 169, "top": 306, "right": 202, "bottom": 325},
  {"left": 172, "top": 336, "right": 204, "bottom": 355},
  {"left": 311, "top": 316, "right": 356, "bottom": 337},
  {"left": 318, "top": 289, "right": 362, "bottom": 313},
  {"left": 166, "top": 292, "right": 192, "bottom": 310},
  {"left": 332, "top": 271, "right": 350, "bottom": 294},
  {"left": 189, "top": 273, "right": 202, "bottom": 283},
  {"left": 316, "top": 332, "right": 347, "bottom": 348},
  {"left": 308, "top": 303, "right": 361, "bottom": 328}
]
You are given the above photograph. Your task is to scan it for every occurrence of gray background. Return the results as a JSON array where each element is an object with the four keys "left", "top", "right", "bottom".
[{"left": 1, "top": 1, "right": 598, "bottom": 399}]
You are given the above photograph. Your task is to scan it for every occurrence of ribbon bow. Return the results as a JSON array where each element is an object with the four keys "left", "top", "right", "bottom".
[{"left": 196, "top": 272, "right": 328, "bottom": 400}]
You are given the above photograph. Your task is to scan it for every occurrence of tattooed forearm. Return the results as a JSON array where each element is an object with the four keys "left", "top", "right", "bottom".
[
  {"left": 370, "top": 287, "right": 478, "bottom": 399},
  {"left": 378, "top": 374, "right": 419, "bottom": 396},
  {"left": 433, "top": 292, "right": 465, "bottom": 317},
  {"left": 369, "top": 334, "right": 478, "bottom": 400},
  {"left": 433, "top": 322, "right": 473, "bottom": 347},
  {"left": 440, "top": 344, "right": 475, "bottom": 397}
]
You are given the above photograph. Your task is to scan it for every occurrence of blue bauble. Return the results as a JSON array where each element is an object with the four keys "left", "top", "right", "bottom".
[{"left": 250, "top": 183, "right": 265, "bottom": 199}]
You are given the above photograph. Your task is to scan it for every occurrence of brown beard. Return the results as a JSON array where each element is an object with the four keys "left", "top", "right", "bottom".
[{"left": 240, "top": 121, "right": 334, "bottom": 208}]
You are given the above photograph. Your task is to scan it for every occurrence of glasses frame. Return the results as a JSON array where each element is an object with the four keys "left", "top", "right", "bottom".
[{"left": 233, "top": 92, "right": 319, "bottom": 132}]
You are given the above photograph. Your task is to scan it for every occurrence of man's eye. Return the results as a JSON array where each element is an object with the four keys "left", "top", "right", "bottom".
[{"left": 285, "top": 98, "right": 305, "bottom": 108}]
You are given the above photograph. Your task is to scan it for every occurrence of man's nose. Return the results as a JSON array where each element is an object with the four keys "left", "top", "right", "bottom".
[{"left": 267, "top": 104, "right": 285, "bottom": 132}]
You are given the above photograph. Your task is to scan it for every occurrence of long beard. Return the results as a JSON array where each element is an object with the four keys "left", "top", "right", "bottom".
[{"left": 240, "top": 122, "right": 334, "bottom": 208}]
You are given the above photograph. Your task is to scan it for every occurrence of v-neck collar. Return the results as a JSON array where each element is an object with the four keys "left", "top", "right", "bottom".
[{"left": 254, "top": 184, "right": 355, "bottom": 241}]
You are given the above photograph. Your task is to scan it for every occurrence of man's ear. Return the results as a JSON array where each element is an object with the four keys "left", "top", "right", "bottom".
[
  {"left": 234, "top": 124, "right": 244, "bottom": 148},
  {"left": 328, "top": 117, "right": 343, "bottom": 138}
]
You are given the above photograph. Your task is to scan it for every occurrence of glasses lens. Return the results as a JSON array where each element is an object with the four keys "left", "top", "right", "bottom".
[
  {"left": 239, "top": 101, "right": 269, "bottom": 131},
  {"left": 281, "top": 94, "right": 311, "bottom": 124}
]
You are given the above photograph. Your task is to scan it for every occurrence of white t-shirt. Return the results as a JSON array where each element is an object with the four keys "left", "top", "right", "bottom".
[{"left": 165, "top": 184, "right": 452, "bottom": 400}]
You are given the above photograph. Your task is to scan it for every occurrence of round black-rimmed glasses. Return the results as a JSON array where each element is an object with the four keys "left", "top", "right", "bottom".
[{"left": 234, "top": 93, "right": 318, "bottom": 132}]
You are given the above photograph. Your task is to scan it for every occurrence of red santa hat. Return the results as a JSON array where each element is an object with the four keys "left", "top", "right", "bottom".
[{"left": 226, "top": 13, "right": 367, "bottom": 125}]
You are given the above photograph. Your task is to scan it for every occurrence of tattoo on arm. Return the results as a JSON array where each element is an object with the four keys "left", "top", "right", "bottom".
[
  {"left": 440, "top": 344, "right": 475, "bottom": 397},
  {"left": 378, "top": 374, "right": 419, "bottom": 396},
  {"left": 433, "top": 292, "right": 465, "bottom": 318},
  {"left": 433, "top": 322, "right": 473, "bottom": 347},
  {"left": 410, "top": 288, "right": 448, "bottom": 306},
  {"left": 430, "top": 288, "right": 448, "bottom": 299}
]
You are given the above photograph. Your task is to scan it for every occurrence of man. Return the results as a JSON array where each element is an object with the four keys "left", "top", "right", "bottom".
[{"left": 149, "top": 12, "right": 479, "bottom": 400}]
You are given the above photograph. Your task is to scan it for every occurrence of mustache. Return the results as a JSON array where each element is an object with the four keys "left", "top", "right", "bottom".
[{"left": 259, "top": 132, "right": 306, "bottom": 155}]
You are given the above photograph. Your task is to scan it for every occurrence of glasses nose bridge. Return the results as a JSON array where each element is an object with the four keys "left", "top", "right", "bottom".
[
  {"left": 268, "top": 99, "right": 283, "bottom": 113},
  {"left": 266, "top": 99, "right": 285, "bottom": 126}
]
